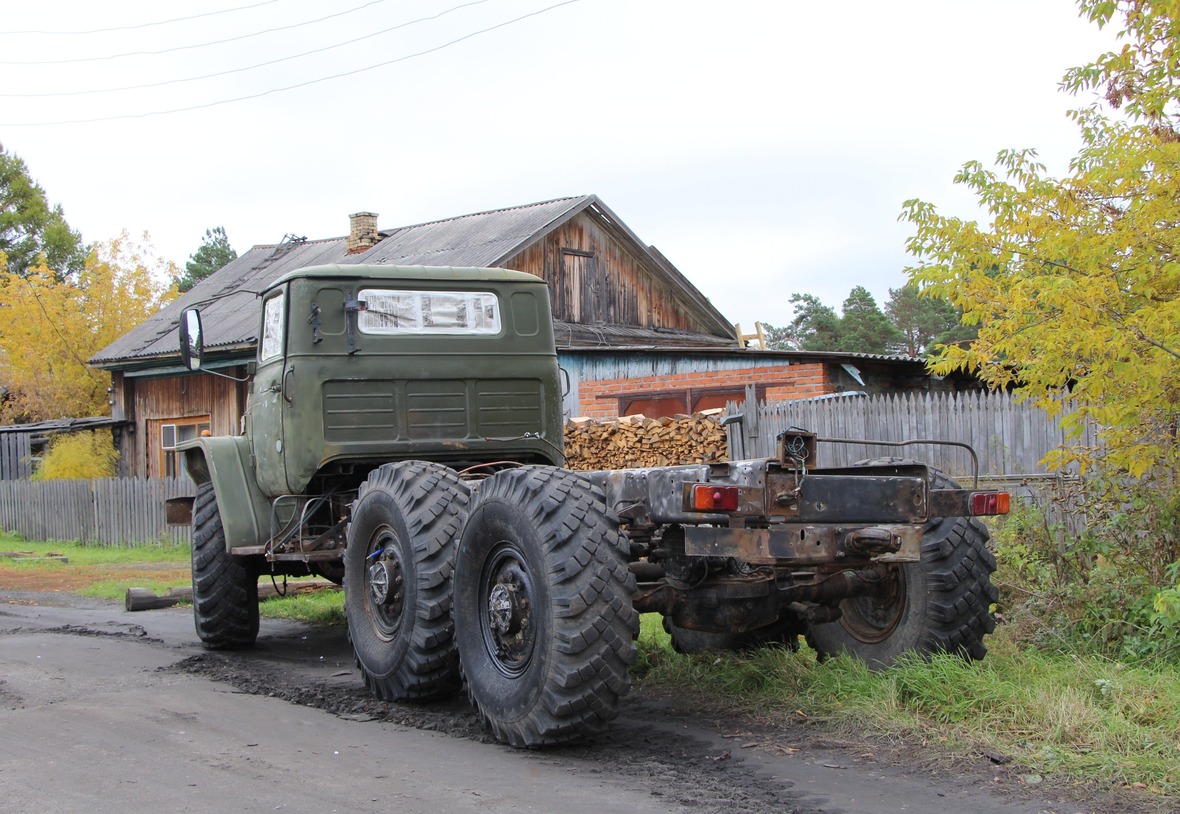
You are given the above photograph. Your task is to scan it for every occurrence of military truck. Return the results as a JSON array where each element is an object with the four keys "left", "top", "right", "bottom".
[{"left": 173, "top": 263, "right": 1007, "bottom": 748}]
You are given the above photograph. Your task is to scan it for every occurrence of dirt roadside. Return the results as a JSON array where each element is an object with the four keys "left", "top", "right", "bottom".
[
  {"left": 1, "top": 587, "right": 1174, "bottom": 814},
  {"left": 0, "top": 557, "right": 190, "bottom": 593}
]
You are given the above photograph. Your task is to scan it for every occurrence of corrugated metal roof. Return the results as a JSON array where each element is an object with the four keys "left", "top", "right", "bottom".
[
  {"left": 564, "top": 345, "right": 931, "bottom": 367},
  {"left": 90, "top": 235, "right": 342, "bottom": 366},
  {"left": 91, "top": 195, "right": 732, "bottom": 368},
  {"left": 348, "top": 196, "right": 587, "bottom": 268},
  {"left": 553, "top": 321, "right": 736, "bottom": 350}
]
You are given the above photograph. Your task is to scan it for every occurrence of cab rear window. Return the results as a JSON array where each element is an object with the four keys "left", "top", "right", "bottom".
[{"left": 358, "top": 289, "right": 501, "bottom": 335}]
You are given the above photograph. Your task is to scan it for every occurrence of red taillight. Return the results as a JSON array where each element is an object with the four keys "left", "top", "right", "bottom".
[
  {"left": 690, "top": 484, "right": 740, "bottom": 511},
  {"left": 970, "top": 492, "right": 1010, "bottom": 516}
]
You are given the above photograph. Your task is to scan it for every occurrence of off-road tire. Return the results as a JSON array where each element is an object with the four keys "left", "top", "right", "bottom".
[
  {"left": 345, "top": 461, "right": 469, "bottom": 702},
  {"left": 191, "top": 482, "right": 260, "bottom": 650},
  {"left": 454, "top": 466, "right": 638, "bottom": 748},
  {"left": 310, "top": 561, "right": 345, "bottom": 585},
  {"left": 805, "top": 461, "right": 998, "bottom": 668}
]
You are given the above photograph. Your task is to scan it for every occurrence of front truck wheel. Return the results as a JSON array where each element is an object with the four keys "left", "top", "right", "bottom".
[
  {"left": 345, "top": 461, "right": 470, "bottom": 701},
  {"left": 806, "top": 468, "right": 999, "bottom": 668},
  {"left": 454, "top": 467, "right": 638, "bottom": 748},
  {"left": 191, "top": 482, "right": 261, "bottom": 649}
]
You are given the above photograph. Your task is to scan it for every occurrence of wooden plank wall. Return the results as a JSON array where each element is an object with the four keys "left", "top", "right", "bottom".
[
  {"left": 125, "top": 371, "right": 246, "bottom": 478},
  {"left": 727, "top": 390, "right": 1097, "bottom": 481},
  {"left": 505, "top": 213, "right": 709, "bottom": 334},
  {"left": 0, "top": 477, "right": 195, "bottom": 545},
  {"left": 0, "top": 433, "right": 33, "bottom": 480}
]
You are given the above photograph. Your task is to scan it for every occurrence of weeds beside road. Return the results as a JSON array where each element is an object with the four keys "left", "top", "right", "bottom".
[{"left": 1, "top": 533, "right": 1176, "bottom": 811}]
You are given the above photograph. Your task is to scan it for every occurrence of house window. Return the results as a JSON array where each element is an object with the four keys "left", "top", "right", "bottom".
[
  {"left": 623, "top": 396, "right": 687, "bottom": 417},
  {"left": 617, "top": 386, "right": 764, "bottom": 418},
  {"left": 560, "top": 249, "right": 597, "bottom": 323},
  {"left": 160, "top": 417, "right": 211, "bottom": 478}
]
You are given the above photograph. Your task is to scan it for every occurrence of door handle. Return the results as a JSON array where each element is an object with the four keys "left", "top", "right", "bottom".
[{"left": 282, "top": 365, "right": 294, "bottom": 405}]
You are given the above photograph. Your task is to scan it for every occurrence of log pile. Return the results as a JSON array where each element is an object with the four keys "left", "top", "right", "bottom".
[{"left": 564, "top": 409, "right": 729, "bottom": 470}]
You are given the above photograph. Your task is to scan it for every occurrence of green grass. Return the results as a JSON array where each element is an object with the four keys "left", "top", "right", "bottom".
[
  {"left": 0, "top": 535, "right": 190, "bottom": 565},
  {"left": 0, "top": 532, "right": 345, "bottom": 622},
  {"left": 258, "top": 584, "right": 345, "bottom": 626},
  {"left": 0, "top": 535, "right": 192, "bottom": 600},
  {"left": 634, "top": 614, "right": 1180, "bottom": 799},
  {"left": 80, "top": 580, "right": 187, "bottom": 601}
]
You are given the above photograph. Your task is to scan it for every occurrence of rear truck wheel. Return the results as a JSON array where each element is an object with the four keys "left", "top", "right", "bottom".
[
  {"left": 310, "top": 561, "right": 345, "bottom": 585},
  {"left": 454, "top": 466, "right": 639, "bottom": 748},
  {"left": 805, "top": 462, "right": 999, "bottom": 668},
  {"left": 191, "top": 482, "right": 261, "bottom": 650},
  {"left": 345, "top": 461, "right": 470, "bottom": 702}
]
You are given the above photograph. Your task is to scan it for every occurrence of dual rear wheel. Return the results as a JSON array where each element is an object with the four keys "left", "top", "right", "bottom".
[{"left": 345, "top": 463, "right": 638, "bottom": 747}]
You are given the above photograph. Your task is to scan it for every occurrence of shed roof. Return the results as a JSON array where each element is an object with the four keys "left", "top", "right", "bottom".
[
  {"left": 91, "top": 195, "right": 735, "bottom": 369},
  {"left": 0, "top": 416, "right": 123, "bottom": 437}
]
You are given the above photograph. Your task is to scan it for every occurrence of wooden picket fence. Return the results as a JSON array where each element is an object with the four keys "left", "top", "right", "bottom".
[
  {"left": 727, "top": 389, "right": 1094, "bottom": 481},
  {"left": 725, "top": 388, "right": 1093, "bottom": 537},
  {"left": 0, "top": 391, "right": 1094, "bottom": 547},
  {"left": 0, "top": 477, "right": 194, "bottom": 546}
]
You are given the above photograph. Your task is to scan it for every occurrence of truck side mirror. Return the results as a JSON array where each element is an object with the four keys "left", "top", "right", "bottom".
[{"left": 179, "top": 308, "right": 204, "bottom": 371}]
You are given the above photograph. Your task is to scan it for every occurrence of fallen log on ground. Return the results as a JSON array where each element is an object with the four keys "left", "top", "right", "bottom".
[
  {"left": 124, "top": 577, "right": 337, "bottom": 612},
  {"left": 0, "top": 552, "right": 69, "bottom": 563}
]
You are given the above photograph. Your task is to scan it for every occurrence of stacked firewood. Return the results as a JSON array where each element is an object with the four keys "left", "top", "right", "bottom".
[{"left": 563, "top": 409, "right": 729, "bottom": 470}]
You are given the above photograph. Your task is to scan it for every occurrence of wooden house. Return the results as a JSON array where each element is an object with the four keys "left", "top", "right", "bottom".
[
  {"left": 90, "top": 195, "right": 973, "bottom": 479},
  {"left": 91, "top": 196, "right": 736, "bottom": 477}
]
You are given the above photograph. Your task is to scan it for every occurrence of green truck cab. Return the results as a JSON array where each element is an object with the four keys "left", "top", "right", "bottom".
[{"left": 180, "top": 264, "right": 561, "bottom": 551}]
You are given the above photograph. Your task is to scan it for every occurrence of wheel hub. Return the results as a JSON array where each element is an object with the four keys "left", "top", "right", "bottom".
[
  {"left": 368, "top": 559, "right": 403, "bottom": 611},
  {"left": 488, "top": 583, "right": 523, "bottom": 636},
  {"left": 839, "top": 566, "right": 906, "bottom": 643},
  {"left": 481, "top": 549, "right": 535, "bottom": 675}
]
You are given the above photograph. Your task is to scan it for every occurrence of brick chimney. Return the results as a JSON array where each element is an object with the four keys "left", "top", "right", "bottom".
[{"left": 347, "top": 211, "right": 380, "bottom": 254}]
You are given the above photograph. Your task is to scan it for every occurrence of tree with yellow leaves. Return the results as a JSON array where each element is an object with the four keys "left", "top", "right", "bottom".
[
  {"left": 0, "top": 232, "right": 177, "bottom": 422},
  {"left": 903, "top": 3, "right": 1180, "bottom": 641},
  {"left": 902, "top": 0, "right": 1180, "bottom": 482}
]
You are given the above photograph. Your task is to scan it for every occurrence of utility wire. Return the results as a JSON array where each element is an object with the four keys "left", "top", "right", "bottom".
[
  {"left": 1, "top": 0, "right": 391, "bottom": 65},
  {"left": 3, "top": 0, "right": 285, "bottom": 36},
  {"left": 18, "top": 274, "right": 92, "bottom": 370},
  {"left": 0, "top": 0, "right": 491, "bottom": 98},
  {"left": 1, "top": 0, "right": 580, "bottom": 127}
]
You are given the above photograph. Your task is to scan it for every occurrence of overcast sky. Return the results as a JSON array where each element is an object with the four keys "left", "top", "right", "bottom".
[{"left": 1, "top": 0, "right": 1114, "bottom": 331}]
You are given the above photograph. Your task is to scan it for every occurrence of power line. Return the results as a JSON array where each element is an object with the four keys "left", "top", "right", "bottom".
[
  {"left": 0, "top": 0, "right": 491, "bottom": 98},
  {"left": 3, "top": 0, "right": 285, "bottom": 36},
  {"left": 1, "top": 0, "right": 580, "bottom": 127},
  {"left": 0, "top": 0, "right": 392, "bottom": 65},
  {"left": 17, "top": 274, "right": 92, "bottom": 370}
]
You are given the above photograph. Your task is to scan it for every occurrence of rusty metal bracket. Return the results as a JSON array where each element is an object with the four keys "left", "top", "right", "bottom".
[
  {"left": 683, "top": 524, "right": 922, "bottom": 565},
  {"left": 819, "top": 437, "right": 981, "bottom": 488}
]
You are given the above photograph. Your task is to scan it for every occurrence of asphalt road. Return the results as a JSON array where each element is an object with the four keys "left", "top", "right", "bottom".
[{"left": 0, "top": 594, "right": 1095, "bottom": 814}]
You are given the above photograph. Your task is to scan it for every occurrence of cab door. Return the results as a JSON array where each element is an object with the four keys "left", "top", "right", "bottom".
[{"left": 249, "top": 286, "right": 290, "bottom": 496}]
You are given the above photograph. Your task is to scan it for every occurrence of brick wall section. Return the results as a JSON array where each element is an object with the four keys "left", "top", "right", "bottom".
[{"left": 576, "top": 363, "right": 832, "bottom": 418}]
